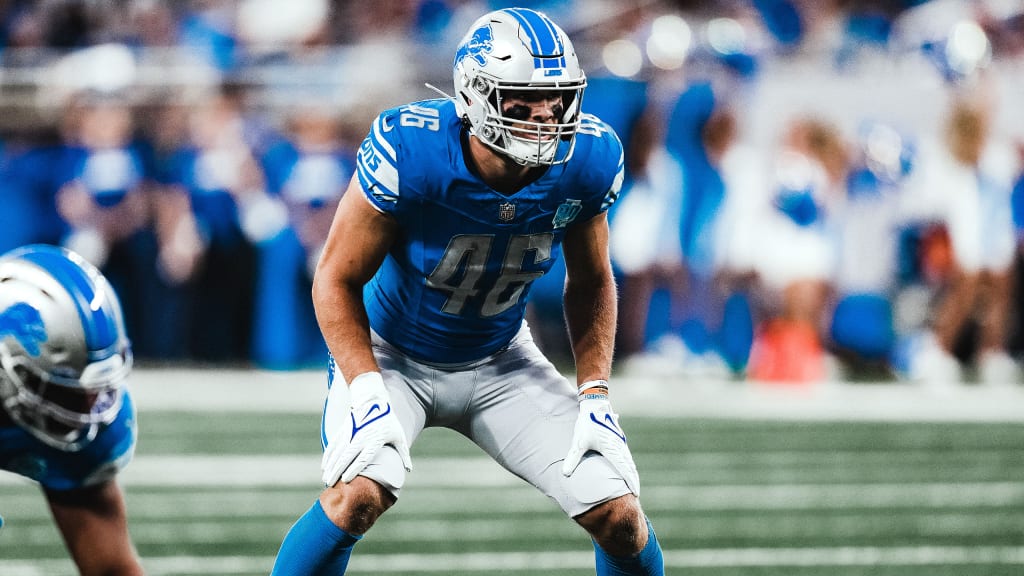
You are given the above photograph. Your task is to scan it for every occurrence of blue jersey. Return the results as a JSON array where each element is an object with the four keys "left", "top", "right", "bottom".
[
  {"left": 262, "top": 141, "right": 354, "bottom": 209},
  {"left": 0, "top": 391, "right": 137, "bottom": 492},
  {"left": 56, "top": 145, "right": 146, "bottom": 208},
  {"left": 356, "top": 99, "right": 623, "bottom": 364},
  {"left": 162, "top": 147, "right": 247, "bottom": 247}
]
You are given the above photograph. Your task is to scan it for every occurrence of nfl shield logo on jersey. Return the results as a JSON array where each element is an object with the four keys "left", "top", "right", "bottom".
[{"left": 498, "top": 201, "right": 516, "bottom": 222}]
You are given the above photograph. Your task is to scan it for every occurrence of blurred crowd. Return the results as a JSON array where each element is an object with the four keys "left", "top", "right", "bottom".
[{"left": 1, "top": 0, "right": 1023, "bottom": 385}]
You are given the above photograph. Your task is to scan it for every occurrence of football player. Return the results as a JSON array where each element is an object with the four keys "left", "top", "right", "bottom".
[
  {"left": 271, "top": 7, "right": 665, "bottom": 575},
  {"left": 0, "top": 244, "right": 143, "bottom": 575}
]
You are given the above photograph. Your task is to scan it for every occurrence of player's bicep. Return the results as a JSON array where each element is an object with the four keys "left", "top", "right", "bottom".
[
  {"left": 315, "top": 175, "right": 398, "bottom": 290},
  {"left": 46, "top": 480, "right": 139, "bottom": 574},
  {"left": 562, "top": 212, "right": 612, "bottom": 285}
]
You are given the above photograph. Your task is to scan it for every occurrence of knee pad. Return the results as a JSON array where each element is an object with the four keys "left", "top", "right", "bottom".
[{"left": 356, "top": 444, "right": 408, "bottom": 499}]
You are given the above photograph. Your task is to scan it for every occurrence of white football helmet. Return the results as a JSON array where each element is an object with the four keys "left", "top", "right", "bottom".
[
  {"left": 453, "top": 7, "right": 586, "bottom": 166},
  {"left": 0, "top": 245, "right": 131, "bottom": 451}
]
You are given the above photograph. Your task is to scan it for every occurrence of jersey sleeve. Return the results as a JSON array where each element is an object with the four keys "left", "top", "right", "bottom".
[
  {"left": 356, "top": 108, "right": 404, "bottom": 213},
  {"left": 575, "top": 113, "right": 625, "bottom": 218},
  {"left": 602, "top": 143, "right": 625, "bottom": 213}
]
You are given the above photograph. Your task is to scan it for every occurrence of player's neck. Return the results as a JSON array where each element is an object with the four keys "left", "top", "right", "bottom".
[{"left": 465, "top": 133, "right": 545, "bottom": 195}]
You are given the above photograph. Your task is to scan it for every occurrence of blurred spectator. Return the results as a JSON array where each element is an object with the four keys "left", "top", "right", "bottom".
[
  {"left": 664, "top": 81, "right": 739, "bottom": 378},
  {"left": 1010, "top": 142, "right": 1024, "bottom": 359},
  {"left": 828, "top": 121, "right": 913, "bottom": 377},
  {"left": 0, "top": 132, "right": 66, "bottom": 253},
  {"left": 180, "top": 0, "right": 240, "bottom": 72},
  {"left": 583, "top": 75, "right": 650, "bottom": 166},
  {"left": 833, "top": 3, "right": 897, "bottom": 70},
  {"left": 609, "top": 107, "right": 688, "bottom": 373},
  {"left": 333, "top": 0, "right": 424, "bottom": 110},
  {"left": 897, "top": 94, "right": 1021, "bottom": 385},
  {"left": 158, "top": 87, "right": 268, "bottom": 362},
  {"left": 749, "top": 0, "right": 805, "bottom": 51},
  {"left": 713, "top": 117, "right": 774, "bottom": 378},
  {"left": 122, "top": 1, "right": 180, "bottom": 48},
  {"left": 0, "top": 0, "right": 1019, "bottom": 377},
  {"left": 747, "top": 116, "right": 849, "bottom": 383},
  {"left": 255, "top": 105, "right": 354, "bottom": 369},
  {"left": 51, "top": 91, "right": 163, "bottom": 357},
  {"left": 135, "top": 92, "right": 205, "bottom": 359}
]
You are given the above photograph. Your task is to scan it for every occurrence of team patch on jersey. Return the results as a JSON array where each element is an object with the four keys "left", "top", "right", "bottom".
[
  {"left": 498, "top": 201, "right": 516, "bottom": 222},
  {"left": 552, "top": 199, "right": 582, "bottom": 229}
]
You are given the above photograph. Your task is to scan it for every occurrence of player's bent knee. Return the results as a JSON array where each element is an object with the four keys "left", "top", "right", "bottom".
[
  {"left": 319, "top": 476, "right": 396, "bottom": 535},
  {"left": 574, "top": 494, "right": 648, "bottom": 557}
]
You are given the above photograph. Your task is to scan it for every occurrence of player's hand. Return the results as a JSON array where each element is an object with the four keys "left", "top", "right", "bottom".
[
  {"left": 321, "top": 372, "right": 412, "bottom": 486},
  {"left": 561, "top": 381, "right": 640, "bottom": 495}
]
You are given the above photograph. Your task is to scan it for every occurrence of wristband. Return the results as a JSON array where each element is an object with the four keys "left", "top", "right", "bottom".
[{"left": 577, "top": 379, "right": 609, "bottom": 400}]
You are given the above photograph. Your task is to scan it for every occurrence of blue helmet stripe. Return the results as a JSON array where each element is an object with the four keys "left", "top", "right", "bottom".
[
  {"left": 502, "top": 8, "right": 565, "bottom": 69},
  {"left": 14, "top": 246, "right": 120, "bottom": 358}
]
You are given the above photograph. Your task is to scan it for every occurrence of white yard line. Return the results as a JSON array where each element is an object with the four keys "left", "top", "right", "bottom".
[
  {"left": 4, "top": 454, "right": 1024, "bottom": 512},
  {"left": 127, "top": 368, "right": 1024, "bottom": 421},
  {"left": 4, "top": 546, "right": 1024, "bottom": 575}
]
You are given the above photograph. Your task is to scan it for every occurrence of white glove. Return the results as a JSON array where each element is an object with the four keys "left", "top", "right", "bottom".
[
  {"left": 561, "top": 381, "right": 640, "bottom": 496},
  {"left": 321, "top": 372, "right": 412, "bottom": 486}
]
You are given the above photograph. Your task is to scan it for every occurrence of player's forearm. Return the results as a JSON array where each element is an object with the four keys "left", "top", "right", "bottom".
[
  {"left": 47, "top": 480, "right": 144, "bottom": 576},
  {"left": 564, "top": 274, "right": 617, "bottom": 385},
  {"left": 312, "top": 279, "right": 380, "bottom": 382}
]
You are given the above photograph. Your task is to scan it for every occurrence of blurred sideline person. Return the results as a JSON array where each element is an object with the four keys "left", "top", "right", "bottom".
[
  {"left": 0, "top": 244, "right": 142, "bottom": 575},
  {"left": 53, "top": 92, "right": 161, "bottom": 361},
  {"left": 255, "top": 105, "right": 355, "bottom": 369},
  {"left": 748, "top": 117, "right": 849, "bottom": 383},
  {"left": 828, "top": 121, "right": 912, "bottom": 377},
  {"left": 159, "top": 90, "right": 264, "bottom": 362},
  {"left": 272, "top": 8, "right": 664, "bottom": 576},
  {"left": 899, "top": 96, "right": 1021, "bottom": 384},
  {"left": 666, "top": 82, "right": 745, "bottom": 377},
  {"left": 610, "top": 108, "right": 688, "bottom": 370}
]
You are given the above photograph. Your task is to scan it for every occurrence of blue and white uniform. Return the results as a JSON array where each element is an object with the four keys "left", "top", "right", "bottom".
[
  {"left": 357, "top": 98, "right": 622, "bottom": 364},
  {"left": 0, "top": 393, "right": 136, "bottom": 492},
  {"left": 0, "top": 244, "right": 137, "bottom": 492},
  {"left": 277, "top": 9, "right": 664, "bottom": 575},
  {"left": 322, "top": 98, "right": 626, "bottom": 516}
]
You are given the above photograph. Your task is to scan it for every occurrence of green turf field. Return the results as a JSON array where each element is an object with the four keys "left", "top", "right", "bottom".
[{"left": 2, "top": 407, "right": 1023, "bottom": 575}]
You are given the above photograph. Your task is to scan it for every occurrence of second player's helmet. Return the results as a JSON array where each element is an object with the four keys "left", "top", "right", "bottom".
[
  {"left": 0, "top": 245, "right": 132, "bottom": 451},
  {"left": 453, "top": 7, "right": 587, "bottom": 166}
]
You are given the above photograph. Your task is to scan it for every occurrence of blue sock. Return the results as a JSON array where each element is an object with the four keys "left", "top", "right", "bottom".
[
  {"left": 593, "top": 518, "right": 665, "bottom": 576},
  {"left": 271, "top": 499, "right": 362, "bottom": 575}
]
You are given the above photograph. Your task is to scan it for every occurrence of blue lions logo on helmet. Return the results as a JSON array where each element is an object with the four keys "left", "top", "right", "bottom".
[
  {"left": 0, "top": 303, "right": 47, "bottom": 357},
  {"left": 455, "top": 24, "right": 494, "bottom": 67}
]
